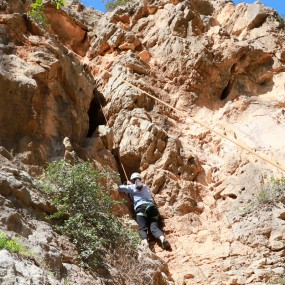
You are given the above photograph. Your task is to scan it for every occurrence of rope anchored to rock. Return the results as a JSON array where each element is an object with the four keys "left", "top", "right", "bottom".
[{"left": 92, "top": 64, "right": 285, "bottom": 175}]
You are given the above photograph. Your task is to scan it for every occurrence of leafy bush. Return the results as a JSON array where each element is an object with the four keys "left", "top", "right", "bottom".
[
  {"left": 257, "top": 178, "right": 285, "bottom": 205},
  {"left": 52, "top": 0, "right": 67, "bottom": 10},
  {"left": 0, "top": 231, "right": 30, "bottom": 256},
  {"left": 29, "top": 0, "right": 67, "bottom": 24},
  {"left": 39, "top": 161, "right": 139, "bottom": 267},
  {"left": 29, "top": 0, "right": 46, "bottom": 24}
]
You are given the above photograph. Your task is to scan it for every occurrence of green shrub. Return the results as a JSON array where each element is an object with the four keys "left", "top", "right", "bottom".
[
  {"left": 0, "top": 231, "right": 30, "bottom": 256},
  {"left": 240, "top": 178, "right": 285, "bottom": 217},
  {"left": 257, "top": 178, "right": 285, "bottom": 205},
  {"left": 29, "top": 0, "right": 46, "bottom": 24},
  {"left": 51, "top": 0, "right": 67, "bottom": 10},
  {"left": 39, "top": 160, "right": 139, "bottom": 267},
  {"left": 29, "top": 0, "right": 67, "bottom": 24}
]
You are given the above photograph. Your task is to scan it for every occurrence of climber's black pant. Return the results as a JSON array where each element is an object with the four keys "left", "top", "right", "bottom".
[{"left": 135, "top": 205, "right": 163, "bottom": 240}]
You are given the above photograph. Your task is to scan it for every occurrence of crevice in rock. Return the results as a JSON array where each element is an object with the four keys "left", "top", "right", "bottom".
[
  {"left": 220, "top": 80, "right": 233, "bottom": 100},
  {"left": 220, "top": 64, "right": 237, "bottom": 100},
  {"left": 121, "top": 154, "right": 141, "bottom": 181},
  {"left": 87, "top": 90, "right": 106, "bottom": 137},
  {"left": 112, "top": 148, "right": 127, "bottom": 183},
  {"left": 247, "top": 14, "right": 268, "bottom": 30},
  {"left": 228, "top": 194, "right": 237, "bottom": 199},
  {"left": 45, "top": 6, "right": 90, "bottom": 56},
  {"left": 263, "top": 231, "right": 271, "bottom": 239},
  {"left": 190, "top": 0, "right": 214, "bottom": 16},
  {"left": 112, "top": 148, "right": 141, "bottom": 183}
]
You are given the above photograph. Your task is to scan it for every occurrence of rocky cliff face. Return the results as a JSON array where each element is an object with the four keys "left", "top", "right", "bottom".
[{"left": 1, "top": 0, "right": 285, "bottom": 284}]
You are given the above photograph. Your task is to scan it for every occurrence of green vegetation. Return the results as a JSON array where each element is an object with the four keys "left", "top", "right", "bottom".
[
  {"left": 257, "top": 178, "right": 285, "bottom": 205},
  {"left": 29, "top": 0, "right": 46, "bottom": 23},
  {"left": 29, "top": 0, "right": 133, "bottom": 19},
  {"left": 39, "top": 160, "right": 139, "bottom": 267},
  {"left": 52, "top": 0, "right": 67, "bottom": 10},
  {"left": 104, "top": 0, "right": 130, "bottom": 11},
  {"left": 0, "top": 231, "right": 30, "bottom": 256},
  {"left": 29, "top": 0, "right": 67, "bottom": 24},
  {"left": 240, "top": 178, "right": 285, "bottom": 217},
  {"left": 240, "top": 202, "right": 255, "bottom": 217},
  {"left": 29, "top": 0, "right": 132, "bottom": 23}
]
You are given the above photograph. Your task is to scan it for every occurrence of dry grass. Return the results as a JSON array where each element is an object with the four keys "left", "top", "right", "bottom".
[
  {"left": 104, "top": 244, "right": 156, "bottom": 285},
  {"left": 257, "top": 178, "right": 285, "bottom": 205}
]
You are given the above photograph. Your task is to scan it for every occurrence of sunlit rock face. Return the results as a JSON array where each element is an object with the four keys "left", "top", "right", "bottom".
[{"left": 1, "top": 0, "right": 285, "bottom": 284}]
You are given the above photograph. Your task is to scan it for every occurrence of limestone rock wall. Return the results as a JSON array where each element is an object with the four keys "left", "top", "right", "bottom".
[
  {"left": 0, "top": 1, "right": 173, "bottom": 284},
  {"left": 0, "top": 0, "right": 103, "bottom": 175},
  {"left": 0, "top": 0, "right": 285, "bottom": 284},
  {"left": 86, "top": 0, "right": 285, "bottom": 284}
]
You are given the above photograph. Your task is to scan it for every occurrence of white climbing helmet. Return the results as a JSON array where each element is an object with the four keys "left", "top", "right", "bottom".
[{"left": 130, "top": 172, "right": 141, "bottom": 181}]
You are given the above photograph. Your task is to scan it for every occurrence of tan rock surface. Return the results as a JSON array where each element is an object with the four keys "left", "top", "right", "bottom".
[
  {"left": 1, "top": 0, "right": 285, "bottom": 284},
  {"left": 88, "top": 0, "right": 285, "bottom": 283}
]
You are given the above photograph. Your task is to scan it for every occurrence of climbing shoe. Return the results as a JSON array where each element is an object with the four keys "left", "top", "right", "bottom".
[{"left": 161, "top": 238, "right": 170, "bottom": 250}]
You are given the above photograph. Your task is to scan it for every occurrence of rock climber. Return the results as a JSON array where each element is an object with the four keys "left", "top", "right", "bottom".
[{"left": 118, "top": 172, "right": 170, "bottom": 249}]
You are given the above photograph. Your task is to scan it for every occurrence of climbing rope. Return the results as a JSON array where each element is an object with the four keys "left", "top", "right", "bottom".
[
  {"left": 113, "top": 73, "right": 285, "bottom": 174},
  {"left": 88, "top": 60, "right": 285, "bottom": 175},
  {"left": 88, "top": 62, "right": 285, "bottom": 281}
]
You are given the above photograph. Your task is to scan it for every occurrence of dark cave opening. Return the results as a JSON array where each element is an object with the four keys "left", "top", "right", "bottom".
[
  {"left": 220, "top": 80, "right": 232, "bottom": 100},
  {"left": 87, "top": 90, "right": 107, "bottom": 137},
  {"left": 221, "top": 64, "right": 237, "bottom": 100}
]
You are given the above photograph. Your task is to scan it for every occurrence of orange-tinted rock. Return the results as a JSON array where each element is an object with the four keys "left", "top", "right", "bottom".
[{"left": 1, "top": 0, "right": 285, "bottom": 284}]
